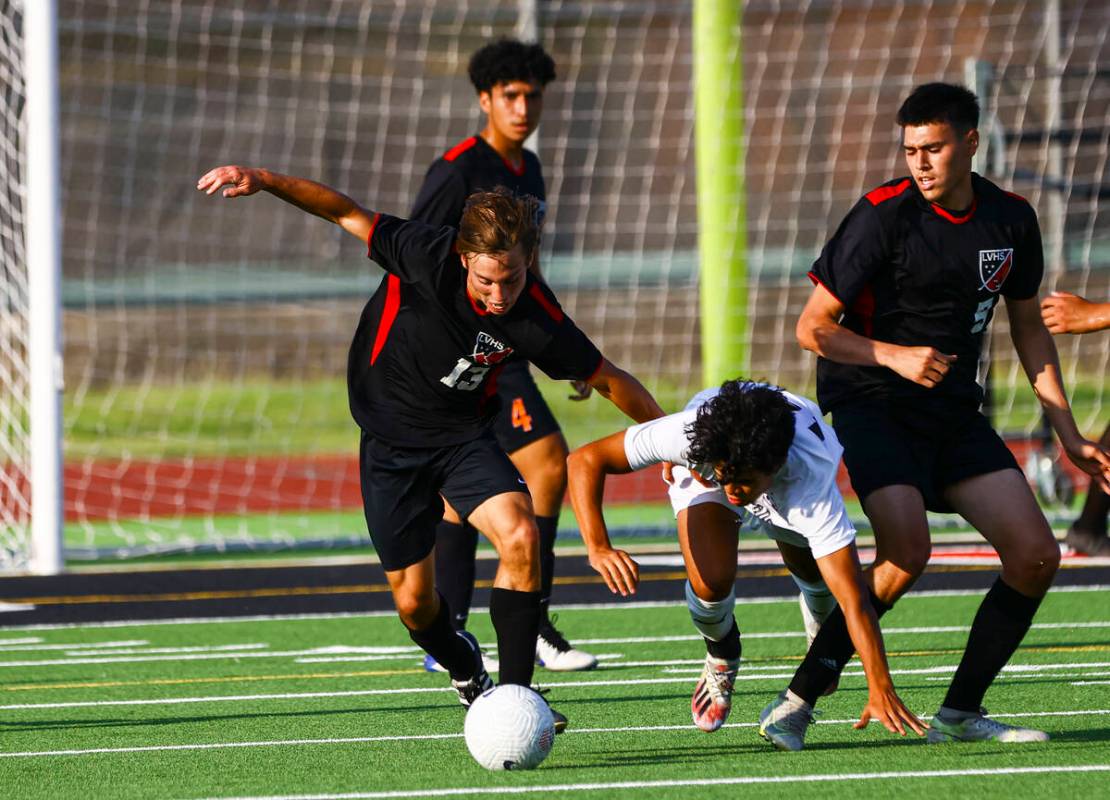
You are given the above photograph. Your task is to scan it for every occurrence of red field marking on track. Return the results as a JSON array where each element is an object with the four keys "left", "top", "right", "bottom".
[{"left": 5, "top": 439, "right": 1082, "bottom": 522}]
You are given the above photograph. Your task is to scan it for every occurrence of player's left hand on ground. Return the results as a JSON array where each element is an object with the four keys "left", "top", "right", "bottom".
[
  {"left": 197, "top": 165, "right": 265, "bottom": 198},
  {"left": 568, "top": 380, "right": 593, "bottom": 401},
  {"left": 587, "top": 546, "right": 640, "bottom": 596},
  {"left": 1041, "top": 291, "right": 1097, "bottom": 335},
  {"left": 854, "top": 687, "right": 927, "bottom": 737}
]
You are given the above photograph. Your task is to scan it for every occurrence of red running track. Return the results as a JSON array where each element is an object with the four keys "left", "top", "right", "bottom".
[{"left": 0, "top": 439, "right": 1089, "bottom": 523}]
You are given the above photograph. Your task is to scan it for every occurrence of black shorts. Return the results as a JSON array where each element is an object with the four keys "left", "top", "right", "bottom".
[
  {"left": 359, "top": 431, "right": 528, "bottom": 571},
  {"left": 491, "top": 360, "right": 562, "bottom": 453},
  {"left": 831, "top": 398, "right": 1019, "bottom": 513}
]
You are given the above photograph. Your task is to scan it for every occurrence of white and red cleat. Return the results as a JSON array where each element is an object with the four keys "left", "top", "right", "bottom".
[{"left": 691, "top": 654, "right": 740, "bottom": 732}]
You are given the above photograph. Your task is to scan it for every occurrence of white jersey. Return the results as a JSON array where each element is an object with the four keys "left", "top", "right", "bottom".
[{"left": 623, "top": 385, "right": 855, "bottom": 559}]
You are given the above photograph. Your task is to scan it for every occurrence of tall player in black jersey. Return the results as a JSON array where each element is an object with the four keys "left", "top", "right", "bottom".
[
  {"left": 758, "top": 82, "right": 1110, "bottom": 749},
  {"left": 410, "top": 39, "right": 597, "bottom": 672},
  {"left": 196, "top": 168, "right": 664, "bottom": 729}
]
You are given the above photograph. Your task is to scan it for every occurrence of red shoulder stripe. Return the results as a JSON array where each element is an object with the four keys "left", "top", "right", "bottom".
[
  {"left": 364, "top": 212, "right": 381, "bottom": 257},
  {"left": 1005, "top": 190, "right": 1029, "bottom": 204},
  {"left": 444, "top": 137, "right": 479, "bottom": 162},
  {"left": 529, "top": 283, "right": 564, "bottom": 322},
  {"left": 865, "top": 178, "right": 912, "bottom": 206}
]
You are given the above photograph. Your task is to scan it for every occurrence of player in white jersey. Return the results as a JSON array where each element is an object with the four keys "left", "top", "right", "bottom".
[{"left": 567, "top": 379, "right": 924, "bottom": 742}]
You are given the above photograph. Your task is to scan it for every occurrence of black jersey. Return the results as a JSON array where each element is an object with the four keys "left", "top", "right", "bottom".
[
  {"left": 410, "top": 135, "right": 547, "bottom": 227},
  {"left": 347, "top": 214, "right": 602, "bottom": 447},
  {"left": 808, "top": 172, "right": 1044, "bottom": 412}
]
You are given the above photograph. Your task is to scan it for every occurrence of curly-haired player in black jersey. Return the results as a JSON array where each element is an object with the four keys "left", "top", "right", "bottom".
[{"left": 764, "top": 82, "right": 1110, "bottom": 748}]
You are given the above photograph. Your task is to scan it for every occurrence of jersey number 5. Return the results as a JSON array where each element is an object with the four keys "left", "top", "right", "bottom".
[
  {"left": 970, "top": 298, "right": 996, "bottom": 334},
  {"left": 440, "top": 358, "right": 489, "bottom": 391}
]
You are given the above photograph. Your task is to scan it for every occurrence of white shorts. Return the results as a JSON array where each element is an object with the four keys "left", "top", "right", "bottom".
[{"left": 666, "top": 465, "right": 810, "bottom": 551}]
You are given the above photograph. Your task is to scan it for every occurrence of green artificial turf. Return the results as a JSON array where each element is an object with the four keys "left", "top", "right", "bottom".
[{"left": 1, "top": 588, "right": 1108, "bottom": 798}]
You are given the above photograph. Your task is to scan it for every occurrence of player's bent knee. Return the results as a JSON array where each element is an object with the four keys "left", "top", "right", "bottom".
[
  {"left": 687, "top": 573, "right": 733, "bottom": 602},
  {"left": 494, "top": 519, "right": 540, "bottom": 567},
  {"left": 394, "top": 593, "right": 436, "bottom": 630}
]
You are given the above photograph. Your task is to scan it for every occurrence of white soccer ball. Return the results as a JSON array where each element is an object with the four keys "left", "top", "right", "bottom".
[{"left": 463, "top": 684, "right": 556, "bottom": 771}]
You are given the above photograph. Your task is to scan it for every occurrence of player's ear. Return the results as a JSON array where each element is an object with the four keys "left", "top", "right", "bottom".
[
  {"left": 478, "top": 90, "right": 492, "bottom": 116},
  {"left": 966, "top": 128, "right": 979, "bottom": 156}
]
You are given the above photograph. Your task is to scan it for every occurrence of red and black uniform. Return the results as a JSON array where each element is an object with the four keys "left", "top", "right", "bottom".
[
  {"left": 349, "top": 213, "right": 601, "bottom": 570},
  {"left": 809, "top": 172, "right": 1044, "bottom": 510},
  {"left": 410, "top": 135, "right": 560, "bottom": 453}
]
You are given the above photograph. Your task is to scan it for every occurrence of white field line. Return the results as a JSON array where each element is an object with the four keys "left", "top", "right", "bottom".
[
  {"left": 5, "top": 710, "right": 1110, "bottom": 760},
  {"left": 6, "top": 662, "right": 1110, "bottom": 711},
  {"left": 187, "top": 766, "right": 1110, "bottom": 800},
  {"left": 6, "top": 618, "right": 1107, "bottom": 668},
  {"left": 0, "top": 636, "right": 44, "bottom": 645},
  {"left": 0, "top": 638, "right": 149, "bottom": 652},
  {"left": 3, "top": 584, "right": 1109, "bottom": 632},
  {"left": 1073, "top": 681, "right": 1110, "bottom": 686}
]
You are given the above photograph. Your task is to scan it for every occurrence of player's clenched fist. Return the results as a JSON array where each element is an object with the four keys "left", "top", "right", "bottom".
[
  {"left": 196, "top": 165, "right": 267, "bottom": 198},
  {"left": 883, "top": 345, "right": 957, "bottom": 388},
  {"left": 1041, "top": 291, "right": 1110, "bottom": 335}
]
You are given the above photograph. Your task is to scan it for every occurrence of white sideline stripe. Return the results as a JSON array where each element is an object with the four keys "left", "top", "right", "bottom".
[
  {"left": 64, "top": 643, "right": 269, "bottom": 656},
  {"left": 0, "top": 637, "right": 43, "bottom": 645},
  {"left": 3, "top": 584, "right": 1108, "bottom": 632},
  {"left": 196, "top": 765, "right": 1110, "bottom": 799},
  {"left": 0, "top": 639, "right": 148, "bottom": 652},
  {"left": 0, "top": 647, "right": 384, "bottom": 668},
  {"left": 1073, "top": 681, "right": 1110, "bottom": 685},
  {"left": 7, "top": 664, "right": 1110, "bottom": 711},
  {"left": 6, "top": 711, "right": 1110, "bottom": 760}
]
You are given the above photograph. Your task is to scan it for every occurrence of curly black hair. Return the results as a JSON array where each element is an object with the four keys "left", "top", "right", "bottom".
[
  {"left": 897, "top": 82, "right": 979, "bottom": 134},
  {"left": 468, "top": 38, "right": 556, "bottom": 94},
  {"left": 684, "top": 380, "right": 796, "bottom": 484}
]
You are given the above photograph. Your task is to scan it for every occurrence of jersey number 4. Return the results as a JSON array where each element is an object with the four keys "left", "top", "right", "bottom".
[
  {"left": 511, "top": 398, "right": 533, "bottom": 432},
  {"left": 439, "top": 358, "right": 489, "bottom": 391}
]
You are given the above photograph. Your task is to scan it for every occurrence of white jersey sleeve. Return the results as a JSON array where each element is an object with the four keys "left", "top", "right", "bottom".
[{"left": 623, "top": 408, "right": 699, "bottom": 471}]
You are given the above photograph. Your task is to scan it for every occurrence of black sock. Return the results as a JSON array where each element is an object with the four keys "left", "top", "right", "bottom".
[
  {"left": 705, "top": 618, "right": 741, "bottom": 661},
  {"left": 942, "top": 578, "right": 1042, "bottom": 713},
  {"left": 788, "top": 589, "right": 892, "bottom": 705},
  {"left": 536, "top": 515, "right": 559, "bottom": 621},
  {"left": 433, "top": 519, "right": 479, "bottom": 630},
  {"left": 405, "top": 593, "right": 480, "bottom": 681},
  {"left": 490, "top": 587, "right": 542, "bottom": 686}
]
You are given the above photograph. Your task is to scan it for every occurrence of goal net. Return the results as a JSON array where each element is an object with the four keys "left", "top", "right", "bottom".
[{"left": 2, "top": 0, "right": 1106, "bottom": 568}]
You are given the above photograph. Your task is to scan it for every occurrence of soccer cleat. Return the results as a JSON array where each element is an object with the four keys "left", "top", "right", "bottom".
[
  {"left": 926, "top": 710, "right": 1049, "bottom": 743},
  {"left": 797, "top": 593, "right": 838, "bottom": 696},
  {"left": 534, "top": 687, "right": 569, "bottom": 734},
  {"left": 691, "top": 654, "right": 740, "bottom": 732},
  {"left": 425, "top": 651, "right": 499, "bottom": 675},
  {"left": 450, "top": 631, "right": 494, "bottom": 707},
  {"left": 758, "top": 690, "right": 814, "bottom": 751},
  {"left": 536, "top": 616, "right": 598, "bottom": 671}
]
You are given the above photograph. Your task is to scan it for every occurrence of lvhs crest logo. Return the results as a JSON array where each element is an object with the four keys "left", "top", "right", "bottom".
[
  {"left": 471, "top": 331, "right": 513, "bottom": 366},
  {"left": 979, "top": 248, "right": 1013, "bottom": 292}
]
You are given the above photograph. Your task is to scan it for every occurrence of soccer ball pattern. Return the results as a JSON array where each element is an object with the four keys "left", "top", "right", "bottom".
[{"left": 463, "top": 684, "right": 556, "bottom": 770}]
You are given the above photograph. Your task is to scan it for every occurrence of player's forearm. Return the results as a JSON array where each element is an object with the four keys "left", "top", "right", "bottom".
[
  {"left": 1012, "top": 319, "right": 1084, "bottom": 446},
  {"left": 257, "top": 169, "right": 371, "bottom": 233},
  {"left": 798, "top": 316, "right": 898, "bottom": 370},
  {"left": 566, "top": 449, "right": 615, "bottom": 554},
  {"left": 819, "top": 547, "right": 896, "bottom": 693},
  {"left": 590, "top": 364, "right": 664, "bottom": 423}
]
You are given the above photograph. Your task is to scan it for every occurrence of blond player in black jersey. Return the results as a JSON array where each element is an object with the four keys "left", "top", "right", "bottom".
[{"left": 759, "top": 82, "right": 1110, "bottom": 750}]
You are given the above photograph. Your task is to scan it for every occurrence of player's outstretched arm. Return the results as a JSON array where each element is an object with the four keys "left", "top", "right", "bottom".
[
  {"left": 816, "top": 544, "right": 926, "bottom": 737},
  {"left": 796, "top": 284, "right": 956, "bottom": 388},
  {"left": 196, "top": 165, "right": 377, "bottom": 243},
  {"left": 1009, "top": 295, "right": 1110, "bottom": 492},
  {"left": 585, "top": 359, "right": 664, "bottom": 424},
  {"left": 566, "top": 431, "right": 641, "bottom": 596},
  {"left": 1041, "top": 291, "right": 1110, "bottom": 335}
]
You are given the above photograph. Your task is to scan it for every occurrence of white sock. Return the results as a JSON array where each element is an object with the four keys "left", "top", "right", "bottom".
[
  {"left": 684, "top": 580, "right": 736, "bottom": 642},
  {"left": 790, "top": 573, "right": 836, "bottom": 623}
]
